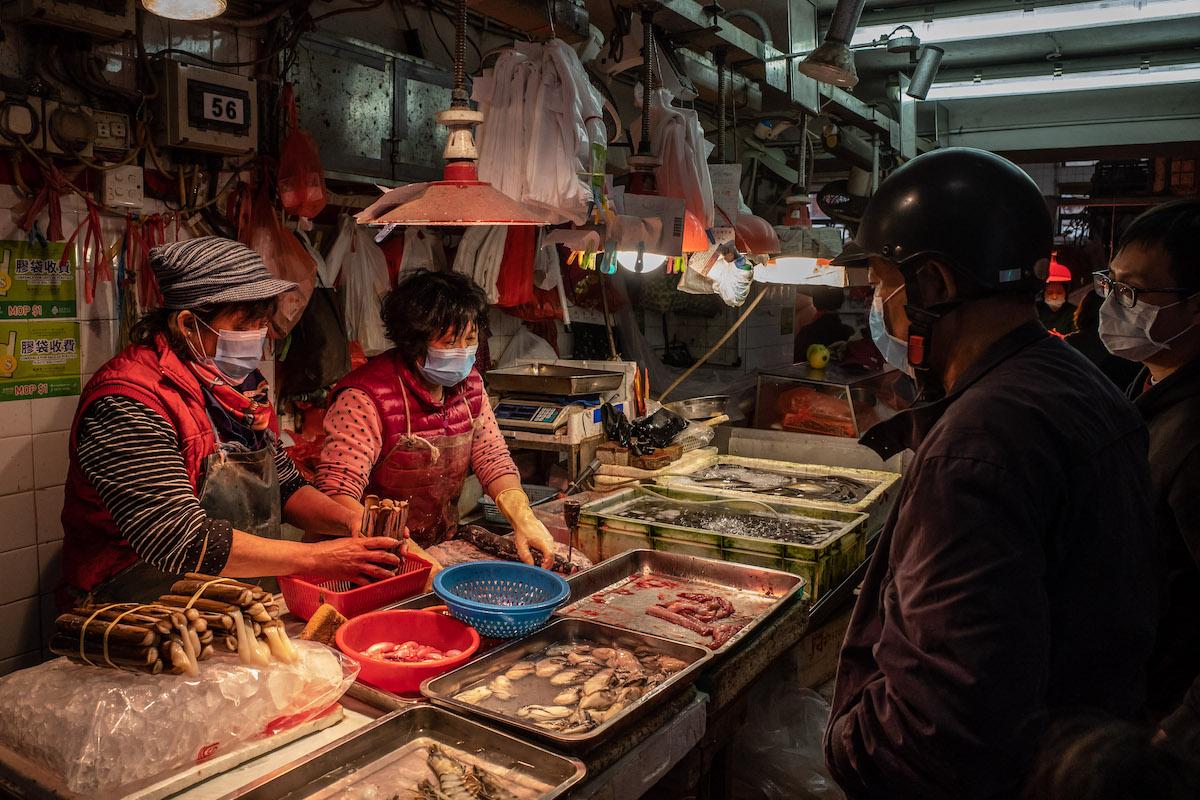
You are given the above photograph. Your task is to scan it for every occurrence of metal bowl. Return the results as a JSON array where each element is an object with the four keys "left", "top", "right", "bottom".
[{"left": 665, "top": 395, "right": 730, "bottom": 422}]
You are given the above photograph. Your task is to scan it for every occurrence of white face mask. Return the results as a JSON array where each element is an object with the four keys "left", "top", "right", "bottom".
[
  {"left": 1045, "top": 297, "right": 1065, "bottom": 311},
  {"left": 1099, "top": 292, "right": 1199, "bottom": 362},
  {"left": 190, "top": 318, "right": 268, "bottom": 384},
  {"left": 869, "top": 285, "right": 915, "bottom": 378}
]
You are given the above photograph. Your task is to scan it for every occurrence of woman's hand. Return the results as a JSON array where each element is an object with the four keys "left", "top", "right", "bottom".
[
  {"left": 304, "top": 536, "right": 402, "bottom": 585},
  {"left": 513, "top": 518, "right": 557, "bottom": 569}
]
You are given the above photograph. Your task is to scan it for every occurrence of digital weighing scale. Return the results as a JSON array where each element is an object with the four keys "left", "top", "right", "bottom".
[
  {"left": 486, "top": 362, "right": 630, "bottom": 439},
  {"left": 493, "top": 396, "right": 603, "bottom": 433}
]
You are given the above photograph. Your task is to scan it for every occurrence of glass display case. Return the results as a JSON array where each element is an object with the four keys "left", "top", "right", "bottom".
[{"left": 753, "top": 364, "right": 914, "bottom": 438}]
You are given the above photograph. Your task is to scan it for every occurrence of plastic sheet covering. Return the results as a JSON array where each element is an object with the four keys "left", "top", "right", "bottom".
[
  {"left": 475, "top": 40, "right": 604, "bottom": 225},
  {"left": 328, "top": 215, "right": 391, "bottom": 355},
  {"left": 728, "top": 668, "right": 845, "bottom": 800},
  {"left": 240, "top": 187, "right": 317, "bottom": 337},
  {"left": 634, "top": 86, "right": 716, "bottom": 252},
  {"left": 0, "top": 641, "right": 357, "bottom": 798}
]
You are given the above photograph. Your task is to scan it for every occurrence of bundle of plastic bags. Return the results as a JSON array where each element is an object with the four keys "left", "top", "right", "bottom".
[
  {"left": 475, "top": 40, "right": 605, "bottom": 225},
  {"left": 633, "top": 86, "right": 715, "bottom": 253},
  {"left": 325, "top": 214, "right": 391, "bottom": 355}
]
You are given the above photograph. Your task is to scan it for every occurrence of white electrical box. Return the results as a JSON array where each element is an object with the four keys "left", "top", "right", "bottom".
[
  {"left": 0, "top": 93, "right": 44, "bottom": 151},
  {"left": 92, "top": 110, "right": 130, "bottom": 153},
  {"left": 102, "top": 165, "right": 144, "bottom": 208},
  {"left": 3, "top": 0, "right": 135, "bottom": 38},
  {"left": 43, "top": 100, "right": 94, "bottom": 158},
  {"left": 158, "top": 61, "right": 258, "bottom": 155}
]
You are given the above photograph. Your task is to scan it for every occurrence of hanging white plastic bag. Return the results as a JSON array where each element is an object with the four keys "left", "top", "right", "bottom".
[
  {"left": 340, "top": 223, "right": 392, "bottom": 355},
  {"left": 398, "top": 226, "right": 446, "bottom": 273}
]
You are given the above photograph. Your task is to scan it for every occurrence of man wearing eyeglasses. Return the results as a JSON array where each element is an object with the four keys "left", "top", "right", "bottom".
[{"left": 1098, "top": 199, "right": 1200, "bottom": 745}]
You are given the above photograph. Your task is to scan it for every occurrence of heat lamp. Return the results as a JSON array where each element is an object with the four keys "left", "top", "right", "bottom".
[
  {"left": 141, "top": 0, "right": 225, "bottom": 19},
  {"left": 359, "top": 0, "right": 550, "bottom": 226},
  {"left": 798, "top": 0, "right": 867, "bottom": 89}
]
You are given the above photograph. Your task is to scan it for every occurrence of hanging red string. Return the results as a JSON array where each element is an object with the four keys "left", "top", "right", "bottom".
[
  {"left": 61, "top": 199, "right": 112, "bottom": 304},
  {"left": 17, "top": 163, "right": 69, "bottom": 241}
]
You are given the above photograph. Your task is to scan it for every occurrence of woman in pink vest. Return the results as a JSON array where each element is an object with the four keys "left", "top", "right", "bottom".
[
  {"left": 316, "top": 269, "right": 556, "bottom": 572},
  {"left": 59, "top": 237, "right": 402, "bottom": 609}
]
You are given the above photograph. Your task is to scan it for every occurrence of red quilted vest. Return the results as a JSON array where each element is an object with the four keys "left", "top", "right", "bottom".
[
  {"left": 59, "top": 336, "right": 218, "bottom": 607},
  {"left": 333, "top": 349, "right": 485, "bottom": 490}
]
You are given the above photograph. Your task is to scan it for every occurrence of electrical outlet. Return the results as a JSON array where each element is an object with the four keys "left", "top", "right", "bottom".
[
  {"left": 101, "top": 165, "right": 144, "bottom": 209},
  {"left": 42, "top": 100, "right": 95, "bottom": 158},
  {"left": 92, "top": 110, "right": 130, "bottom": 153},
  {"left": 0, "top": 93, "right": 45, "bottom": 151}
]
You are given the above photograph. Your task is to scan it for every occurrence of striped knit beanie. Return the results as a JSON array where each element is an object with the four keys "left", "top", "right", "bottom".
[{"left": 150, "top": 236, "right": 298, "bottom": 310}]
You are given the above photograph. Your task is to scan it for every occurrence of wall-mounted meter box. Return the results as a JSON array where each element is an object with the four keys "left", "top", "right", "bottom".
[
  {"left": 3, "top": 0, "right": 135, "bottom": 38},
  {"left": 157, "top": 61, "right": 258, "bottom": 155}
]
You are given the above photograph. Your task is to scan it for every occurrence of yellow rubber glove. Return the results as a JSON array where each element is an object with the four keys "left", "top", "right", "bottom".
[
  {"left": 404, "top": 537, "right": 443, "bottom": 592},
  {"left": 494, "top": 488, "right": 556, "bottom": 569}
]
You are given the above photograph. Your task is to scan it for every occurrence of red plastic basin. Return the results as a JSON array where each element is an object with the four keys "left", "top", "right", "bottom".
[{"left": 336, "top": 608, "right": 480, "bottom": 695}]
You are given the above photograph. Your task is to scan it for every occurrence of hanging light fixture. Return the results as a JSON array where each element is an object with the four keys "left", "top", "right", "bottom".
[
  {"left": 798, "top": 0, "right": 867, "bottom": 88},
  {"left": 615, "top": 5, "right": 671, "bottom": 273},
  {"left": 141, "top": 0, "right": 226, "bottom": 19},
  {"left": 906, "top": 46, "right": 945, "bottom": 99},
  {"left": 358, "top": 0, "right": 550, "bottom": 226}
]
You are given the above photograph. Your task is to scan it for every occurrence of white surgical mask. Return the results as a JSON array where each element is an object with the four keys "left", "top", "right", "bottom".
[
  {"left": 869, "top": 285, "right": 914, "bottom": 377},
  {"left": 192, "top": 318, "right": 268, "bottom": 384},
  {"left": 1045, "top": 297, "right": 1065, "bottom": 311},
  {"left": 1099, "top": 292, "right": 1198, "bottom": 362}
]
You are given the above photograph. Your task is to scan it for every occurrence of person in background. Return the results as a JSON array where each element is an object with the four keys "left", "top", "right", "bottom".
[
  {"left": 316, "top": 269, "right": 557, "bottom": 571},
  {"left": 1066, "top": 290, "right": 1143, "bottom": 390},
  {"left": 823, "top": 148, "right": 1156, "bottom": 799},
  {"left": 1095, "top": 199, "right": 1200, "bottom": 734},
  {"left": 794, "top": 286, "right": 855, "bottom": 362},
  {"left": 1038, "top": 256, "right": 1077, "bottom": 336},
  {"left": 1023, "top": 717, "right": 1200, "bottom": 800},
  {"left": 59, "top": 238, "right": 400, "bottom": 609}
]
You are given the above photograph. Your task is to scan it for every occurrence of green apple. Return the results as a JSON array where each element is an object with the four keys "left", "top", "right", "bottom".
[{"left": 806, "top": 343, "right": 831, "bottom": 369}]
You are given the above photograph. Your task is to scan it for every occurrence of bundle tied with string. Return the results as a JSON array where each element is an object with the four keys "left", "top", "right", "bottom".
[{"left": 50, "top": 574, "right": 298, "bottom": 677}]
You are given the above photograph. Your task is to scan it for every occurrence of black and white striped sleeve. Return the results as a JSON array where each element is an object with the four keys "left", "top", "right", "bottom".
[
  {"left": 76, "top": 395, "right": 233, "bottom": 577},
  {"left": 273, "top": 439, "right": 309, "bottom": 507}
]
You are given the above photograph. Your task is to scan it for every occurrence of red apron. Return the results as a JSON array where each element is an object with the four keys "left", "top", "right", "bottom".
[{"left": 367, "top": 376, "right": 477, "bottom": 548}]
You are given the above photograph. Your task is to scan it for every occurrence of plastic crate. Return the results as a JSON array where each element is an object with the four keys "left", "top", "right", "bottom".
[
  {"left": 279, "top": 552, "right": 432, "bottom": 621},
  {"left": 478, "top": 484, "right": 558, "bottom": 526}
]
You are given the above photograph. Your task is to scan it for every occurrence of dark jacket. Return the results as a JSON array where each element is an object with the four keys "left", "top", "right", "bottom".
[
  {"left": 1037, "top": 300, "right": 1077, "bottom": 336},
  {"left": 825, "top": 322, "right": 1156, "bottom": 800},
  {"left": 1132, "top": 356, "right": 1200, "bottom": 718}
]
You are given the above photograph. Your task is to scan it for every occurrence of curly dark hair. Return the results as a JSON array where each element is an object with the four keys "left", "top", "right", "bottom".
[
  {"left": 130, "top": 298, "right": 277, "bottom": 360},
  {"left": 381, "top": 269, "right": 489, "bottom": 364}
]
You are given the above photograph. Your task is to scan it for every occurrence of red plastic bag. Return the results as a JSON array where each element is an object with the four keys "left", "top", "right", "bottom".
[
  {"left": 239, "top": 186, "right": 316, "bottom": 337},
  {"left": 277, "top": 84, "right": 328, "bottom": 220},
  {"left": 495, "top": 226, "right": 536, "bottom": 308}
]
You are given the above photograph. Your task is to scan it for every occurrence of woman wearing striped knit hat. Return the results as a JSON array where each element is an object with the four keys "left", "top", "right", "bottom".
[{"left": 57, "top": 237, "right": 401, "bottom": 609}]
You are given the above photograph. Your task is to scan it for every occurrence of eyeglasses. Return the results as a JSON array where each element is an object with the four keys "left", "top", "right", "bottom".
[{"left": 1092, "top": 271, "right": 1196, "bottom": 309}]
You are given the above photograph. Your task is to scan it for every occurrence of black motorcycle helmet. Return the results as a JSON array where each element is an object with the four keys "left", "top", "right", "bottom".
[{"left": 834, "top": 147, "right": 1053, "bottom": 396}]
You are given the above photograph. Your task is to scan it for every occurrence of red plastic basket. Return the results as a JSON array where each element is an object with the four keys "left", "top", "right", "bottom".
[{"left": 278, "top": 552, "right": 432, "bottom": 620}]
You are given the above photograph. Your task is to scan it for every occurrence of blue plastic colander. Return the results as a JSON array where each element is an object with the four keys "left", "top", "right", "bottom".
[{"left": 433, "top": 561, "right": 571, "bottom": 638}]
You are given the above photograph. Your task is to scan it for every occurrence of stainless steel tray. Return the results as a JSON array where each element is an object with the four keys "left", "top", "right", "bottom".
[
  {"left": 556, "top": 550, "right": 805, "bottom": 654},
  {"left": 422, "top": 618, "right": 711, "bottom": 750},
  {"left": 220, "top": 705, "right": 585, "bottom": 800},
  {"left": 486, "top": 363, "right": 625, "bottom": 396}
]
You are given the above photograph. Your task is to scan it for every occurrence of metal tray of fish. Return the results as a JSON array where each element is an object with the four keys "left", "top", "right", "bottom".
[
  {"left": 221, "top": 705, "right": 585, "bottom": 800},
  {"left": 422, "top": 618, "right": 711, "bottom": 750},
  {"left": 555, "top": 550, "right": 806, "bottom": 654}
]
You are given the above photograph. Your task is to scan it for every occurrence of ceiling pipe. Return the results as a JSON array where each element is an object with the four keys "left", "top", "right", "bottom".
[
  {"left": 724, "top": 9, "right": 774, "bottom": 49},
  {"left": 798, "top": 0, "right": 867, "bottom": 88}
]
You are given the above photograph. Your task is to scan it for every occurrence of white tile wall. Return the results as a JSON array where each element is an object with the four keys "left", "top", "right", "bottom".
[
  {"left": 35, "top": 486, "right": 64, "bottom": 544},
  {"left": 32, "top": 431, "right": 70, "bottom": 489},
  {"left": 0, "top": 598, "right": 40, "bottom": 662},
  {"left": 0, "top": 435, "right": 34, "bottom": 495},
  {"left": 0, "top": 492, "right": 36, "bottom": 552}
]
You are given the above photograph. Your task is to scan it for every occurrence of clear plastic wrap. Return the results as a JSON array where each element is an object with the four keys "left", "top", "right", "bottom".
[{"left": 0, "top": 640, "right": 357, "bottom": 797}]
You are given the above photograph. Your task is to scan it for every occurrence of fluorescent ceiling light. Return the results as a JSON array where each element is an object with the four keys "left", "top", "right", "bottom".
[
  {"left": 852, "top": 0, "right": 1200, "bottom": 46},
  {"left": 924, "top": 62, "right": 1200, "bottom": 100}
]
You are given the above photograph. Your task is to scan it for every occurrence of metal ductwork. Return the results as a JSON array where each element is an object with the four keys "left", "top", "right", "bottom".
[
  {"left": 798, "top": 0, "right": 867, "bottom": 89},
  {"left": 724, "top": 9, "right": 774, "bottom": 49}
]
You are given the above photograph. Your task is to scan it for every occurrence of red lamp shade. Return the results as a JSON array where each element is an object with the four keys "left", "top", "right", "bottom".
[
  {"left": 368, "top": 162, "right": 553, "bottom": 226},
  {"left": 734, "top": 213, "right": 781, "bottom": 256},
  {"left": 1046, "top": 252, "right": 1071, "bottom": 283}
]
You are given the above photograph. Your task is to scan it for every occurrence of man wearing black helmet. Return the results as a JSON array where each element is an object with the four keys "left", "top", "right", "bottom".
[{"left": 823, "top": 148, "right": 1157, "bottom": 799}]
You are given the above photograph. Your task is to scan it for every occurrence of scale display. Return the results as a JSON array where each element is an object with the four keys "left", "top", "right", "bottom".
[{"left": 494, "top": 400, "right": 569, "bottom": 432}]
